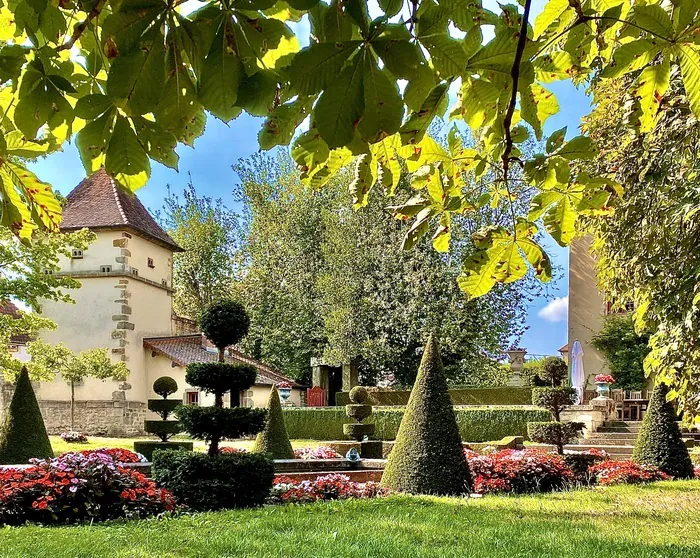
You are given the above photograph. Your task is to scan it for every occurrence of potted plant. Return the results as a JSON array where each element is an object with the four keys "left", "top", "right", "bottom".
[
  {"left": 594, "top": 374, "right": 615, "bottom": 398},
  {"left": 277, "top": 381, "right": 293, "bottom": 404}
]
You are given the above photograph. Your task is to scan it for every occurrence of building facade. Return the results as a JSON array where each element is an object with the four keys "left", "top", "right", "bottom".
[{"left": 1, "top": 170, "right": 302, "bottom": 436}]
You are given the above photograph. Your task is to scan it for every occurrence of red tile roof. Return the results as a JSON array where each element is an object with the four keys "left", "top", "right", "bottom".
[
  {"left": 0, "top": 301, "right": 30, "bottom": 344},
  {"left": 143, "top": 334, "right": 301, "bottom": 387},
  {"left": 558, "top": 343, "right": 569, "bottom": 353},
  {"left": 60, "top": 168, "right": 183, "bottom": 252}
]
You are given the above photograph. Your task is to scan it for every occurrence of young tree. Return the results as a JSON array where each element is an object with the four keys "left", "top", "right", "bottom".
[
  {"left": 27, "top": 341, "right": 129, "bottom": 431},
  {"left": 235, "top": 151, "right": 534, "bottom": 385},
  {"left": 158, "top": 183, "right": 243, "bottom": 320}
]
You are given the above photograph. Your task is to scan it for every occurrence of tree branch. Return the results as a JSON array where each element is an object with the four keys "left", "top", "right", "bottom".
[{"left": 57, "top": 0, "right": 106, "bottom": 52}]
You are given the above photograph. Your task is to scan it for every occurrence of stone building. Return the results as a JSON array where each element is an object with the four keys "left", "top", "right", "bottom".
[{"left": 1, "top": 169, "right": 302, "bottom": 436}]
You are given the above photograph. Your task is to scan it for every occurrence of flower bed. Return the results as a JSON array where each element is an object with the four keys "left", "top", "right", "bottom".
[
  {"left": 464, "top": 448, "right": 575, "bottom": 494},
  {"left": 0, "top": 452, "right": 175, "bottom": 525},
  {"left": 269, "top": 474, "right": 388, "bottom": 504},
  {"left": 60, "top": 431, "right": 88, "bottom": 443},
  {"left": 62, "top": 448, "right": 147, "bottom": 464},
  {"left": 293, "top": 446, "right": 342, "bottom": 460},
  {"left": 589, "top": 460, "right": 671, "bottom": 485}
]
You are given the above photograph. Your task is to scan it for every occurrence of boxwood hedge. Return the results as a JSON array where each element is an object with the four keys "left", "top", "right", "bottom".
[
  {"left": 282, "top": 406, "right": 549, "bottom": 442},
  {"left": 335, "top": 387, "right": 533, "bottom": 407}
]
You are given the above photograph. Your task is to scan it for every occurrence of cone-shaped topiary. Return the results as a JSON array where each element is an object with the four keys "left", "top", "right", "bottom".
[
  {"left": 252, "top": 386, "right": 294, "bottom": 459},
  {"left": 381, "top": 335, "right": 471, "bottom": 495},
  {"left": 632, "top": 383, "right": 694, "bottom": 478},
  {"left": 0, "top": 367, "right": 53, "bottom": 464}
]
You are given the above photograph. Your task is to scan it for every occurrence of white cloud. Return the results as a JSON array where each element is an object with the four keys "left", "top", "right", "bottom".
[{"left": 538, "top": 296, "right": 568, "bottom": 323}]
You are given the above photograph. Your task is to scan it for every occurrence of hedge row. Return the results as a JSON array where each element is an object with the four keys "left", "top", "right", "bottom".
[
  {"left": 334, "top": 387, "right": 533, "bottom": 407},
  {"left": 282, "top": 406, "right": 550, "bottom": 442}
]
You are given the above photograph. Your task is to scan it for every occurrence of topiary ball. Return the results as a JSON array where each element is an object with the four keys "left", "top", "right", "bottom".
[
  {"left": 540, "top": 357, "right": 568, "bottom": 387},
  {"left": 349, "top": 386, "right": 369, "bottom": 404},
  {"left": 199, "top": 300, "right": 250, "bottom": 350},
  {"left": 153, "top": 376, "right": 178, "bottom": 399}
]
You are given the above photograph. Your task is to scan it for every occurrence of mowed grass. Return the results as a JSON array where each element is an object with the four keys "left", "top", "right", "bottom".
[
  {"left": 2, "top": 481, "right": 699, "bottom": 558},
  {"left": 49, "top": 437, "right": 323, "bottom": 455}
]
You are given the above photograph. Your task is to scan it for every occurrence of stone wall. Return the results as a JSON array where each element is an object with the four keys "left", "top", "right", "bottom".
[{"left": 1, "top": 381, "right": 146, "bottom": 436}]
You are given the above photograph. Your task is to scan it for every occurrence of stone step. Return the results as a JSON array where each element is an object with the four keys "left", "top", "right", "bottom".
[
  {"left": 596, "top": 427, "right": 641, "bottom": 433},
  {"left": 581, "top": 437, "right": 637, "bottom": 446},
  {"left": 587, "top": 431, "right": 639, "bottom": 440},
  {"left": 278, "top": 469, "right": 383, "bottom": 483}
]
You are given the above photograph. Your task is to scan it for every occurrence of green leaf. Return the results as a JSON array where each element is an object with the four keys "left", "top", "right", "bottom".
[
  {"left": 0, "top": 168, "right": 34, "bottom": 239},
  {"left": 349, "top": 153, "right": 376, "bottom": 209},
  {"left": 677, "top": 43, "right": 700, "bottom": 120},
  {"left": 421, "top": 33, "right": 468, "bottom": 78},
  {"left": 554, "top": 135, "right": 595, "bottom": 160},
  {"left": 76, "top": 110, "right": 115, "bottom": 173},
  {"left": 399, "top": 82, "right": 449, "bottom": 145},
  {"left": 533, "top": 51, "right": 584, "bottom": 83},
  {"left": 520, "top": 84, "right": 559, "bottom": 140},
  {"left": 468, "top": 29, "right": 538, "bottom": 74},
  {"left": 107, "top": 29, "right": 166, "bottom": 116},
  {"left": 402, "top": 206, "right": 437, "bottom": 250},
  {"left": 236, "top": 70, "right": 278, "bottom": 116},
  {"left": 199, "top": 22, "right": 244, "bottom": 122},
  {"left": 451, "top": 77, "right": 501, "bottom": 128},
  {"left": 358, "top": 54, "right": 403, "bottom": 143},
  {"left": 315, "top": 56, "right": 364, "bottom": 149},
  {"left": 105, "top": 116, "right": 150, "bottom": 192},
  {"left": 632, "top": 58, "right": 670, "bottom": 133},
  {"left": 232, "top": 16, "right": 299, "bottom": 76},
  {"left": 292, "top": 129, "right": 330, "bottom": 175},
  {"left": 432, "top": 213, "right": 450, "bottom": 253},
  {"left": 378, "top": 0, "right": 402, "bottom": 18},
  {"left": 0, "top": 45, "right": 27, "bottom": 85},
  {"left": 289, "top": 41, "right": 360, "bottom": 95},
  {"left": 403, "top": 63, "right": 436, "bottom": 111},
  {"left": 534, "top": 0, "right": 569, "bottom": 39},
  {"left": 132, "top": 117, "right": 179, "bottom": 169},
  {"left": 602, "top": 39, "right": 663, "bottom": 78},
  {"left": 3, "top": 160, "right": 62, "bottom": 235},
  {"left": 153, "top": 63, "right": 206, "bottom": 146},
  {"left": 4, "top": 131, "right": 50, "bottom": 158},
  {"left": 370, "top": 134, "right": 402, "bottom": 196},
  {"left": 259, "top": 97, "right": 312, "bottom": 150},
  {"left": 632, "top": 4, "right": 674, "bottom": 39},
  {"left": 74, "top": 94, "right": 114, "bottom": 120},
  {"left": 372, "top": 25, "right": 423, "bottom": 79},
  {"left": 546, "top": 127, "right": 567, "bottom": 153}
]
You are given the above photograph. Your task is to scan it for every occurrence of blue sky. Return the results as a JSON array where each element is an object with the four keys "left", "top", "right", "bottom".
[{"left": 29, "top": 0, "right": 590, "bottom": 358}]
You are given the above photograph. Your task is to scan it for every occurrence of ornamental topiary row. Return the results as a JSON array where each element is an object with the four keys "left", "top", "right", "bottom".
[{"left": 281, "top": 406, "right": 550, "bottom": 441}]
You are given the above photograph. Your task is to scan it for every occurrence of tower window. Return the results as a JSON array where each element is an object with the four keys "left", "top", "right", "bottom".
[
  {"left": 71, "top": 249, "right": 83, "bottom": 259},
  {"left": 161, "top": 279, "right": 168, "bottom": 287},
  {"left": 131, "top": 268, "right": 139, "bottom": 277},
  {"left": 44, "top": 269, "right": 54, "bottom": 275},
  {"left": 100, "top": 265, "right": 112, "bottom": 273},
  {"left": 148, "top": 257, "right": 155, "bottom": 268}
]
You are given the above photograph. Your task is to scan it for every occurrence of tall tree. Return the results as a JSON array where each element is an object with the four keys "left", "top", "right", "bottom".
[
  {"left": 581, "top": 75, "right": 700, "bottom": 416},
  {"left": 159, "top": 183, "right": 242, "bottom": 319},
  {"left": 234, "top": 150, "right": 535, "bottom": 385}
]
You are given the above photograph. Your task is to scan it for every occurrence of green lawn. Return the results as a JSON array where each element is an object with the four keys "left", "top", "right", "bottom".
[
  {"left": 49, "top": 437, "right": 323, "bottom": 456},
  {"left": 2, "top": 481, "right": 699, "bottom": 557}
]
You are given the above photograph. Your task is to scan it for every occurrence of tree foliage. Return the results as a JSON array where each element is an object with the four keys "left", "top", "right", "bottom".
[
  {"left": 158, "top": 183, "right": 242, "bottom": 320},
  {"left": 591, "top": 315, "right": 649, "bottom": 391},
  {"left": 235, "top": 151, "right": 533, "bottom": 385},
  {"left": 582, "top": 72, "right": 700, "bottom": 417}
]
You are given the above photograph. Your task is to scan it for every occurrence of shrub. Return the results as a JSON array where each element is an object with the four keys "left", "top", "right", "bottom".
[
  {"left": 176, "top": 406, "right": 266, "bottom": 443},
  {"left": 632, "top": 383, "right": 694, "bottom": 478},
  {"left": 185, "top": 362, "right": 257, "bottom": 396},
  {"left": 199, "top": 299, "right": 250, "bottom": 352},
  {"left": 381, "top": 335, "right": 471, "bottom": 496},
  {"left": 0, "top": 451, "right": 175, "bottom": 525},
  {"left": 532, "top": 387, "right": 576, "bottom": 410},
  {"left": 269, "top": 474, "right": 388, "bottom": 504},
  {"left": 529, "top": 382, "right": 581, "bottom": 455},
  {"left": 591, "top": 315, "right": 649, "bottom": 390},
  {"left": 539, "top": 357, "right": 568, "bottom": 387},
  {"left": 464, "top": 448, "right": 574, "bottom": 494},
  {"left": 589, "top": 460, "right": 671, "bottom": 485},
  {"left": 60, "top": 431, "right": 88, "bottom": 444},
  {"left": 527, "top": 422, "right": 583, "bottom": 453},
  {"left": 335, "top": 387, "right": 534, "bottom": 406},
  {"left": 153, "top": 376, "right": 178, "bottom": 398},
  {"left": 152, "top": 450, "right": 273, "bottom": 511},
  {"left": 564, "top": 448, "right": 609, "bottom": 483},
  {"left": 282, "top": 406, "right": 551, "bottom": 441},
  {"left": 0, "top": 367, "right": 53, "bottom": 464},
  {"left": 293, "top": 446, "right": 342, "bottom": 460},
  {"left": 252, "top": 386, "right": 295, "bottom": 459}
]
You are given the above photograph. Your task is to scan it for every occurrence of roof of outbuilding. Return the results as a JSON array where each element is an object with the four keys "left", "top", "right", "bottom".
[
  {"left": 0, "top": 301, "right": 30, "bottom": 345},
  {"left": 143, "top": 334, "right": 301, "bottom": 387},
  {"left": 59, "top": 168, "right": 183, "bottom": 252}
]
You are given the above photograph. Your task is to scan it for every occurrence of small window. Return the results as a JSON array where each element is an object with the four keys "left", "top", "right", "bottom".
[
  {"left": 161, "top": 279, "right": 168, "bottom": 287},
  {"left": 186, "top": 391, "right": 199, "bottom": 406},
  {"left": 148, "top": 257, "right": 155, "bottom": 268},
  {"left": 131, "top": 268, "right": 139, "bottom": 277},
  {"left": 44, "top": 269, "right": 54, "bottom": 275},
  {"left": 100, "top": 265, "right": 112, "bottom": 273},
  {"left": 71, "top": 249, "right": 83, "bottom": 259},
  {"left": 8, "top": 345, "right": 18, "bottom": 353}
]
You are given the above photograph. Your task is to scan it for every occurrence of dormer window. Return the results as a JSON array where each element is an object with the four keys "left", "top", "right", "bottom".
[
  {"left": 100, "top": 265, "right": 112, "bottom": 273},
  {"left": 71, "top": 249, "right": 83, "bottom": 259},
  {"left": 148, "top": 257, "right": 155, "bottom": 268}
]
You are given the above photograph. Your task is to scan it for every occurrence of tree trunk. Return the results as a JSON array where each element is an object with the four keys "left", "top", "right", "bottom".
[{"left": 70, "top": 380, "right": 75, "bottom": 431}]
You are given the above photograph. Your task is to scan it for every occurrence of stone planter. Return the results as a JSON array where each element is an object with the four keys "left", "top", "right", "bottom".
[{"left": 595, "top": 381, "right": 611, "bottom": 398}]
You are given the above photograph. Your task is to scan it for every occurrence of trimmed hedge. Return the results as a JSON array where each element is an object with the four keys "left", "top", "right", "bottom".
[
  {"left": 283, "top": 406, "right": 549, "bottom": 442},
  {"left": 152, "top": 450, "right": 273, "bottom": 511},
  {"left": 335, "top": 387, "right": 533, "bottom": 406}
]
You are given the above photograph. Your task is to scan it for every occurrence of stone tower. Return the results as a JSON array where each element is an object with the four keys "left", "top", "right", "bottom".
[{"left": 38, "top": 169, "right": 182, "bottom": 431}]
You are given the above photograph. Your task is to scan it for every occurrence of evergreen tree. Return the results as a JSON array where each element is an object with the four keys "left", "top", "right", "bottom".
[
  {"left": 381, "top": 335, "right": 471, "bottom": 495},
  {"left": 0, "top": 367, "right": 53, "bottom": 464},
  {"left": 632, "top": 384, "right": 694, "bottom": 478},
  {"left": 252, "top": 386, "right": 294, "bottom": 459}
]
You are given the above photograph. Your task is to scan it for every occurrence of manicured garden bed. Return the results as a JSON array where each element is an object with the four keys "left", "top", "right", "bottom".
[{"left": 1, "top": 481, "right": 698, "bottom": 557}]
